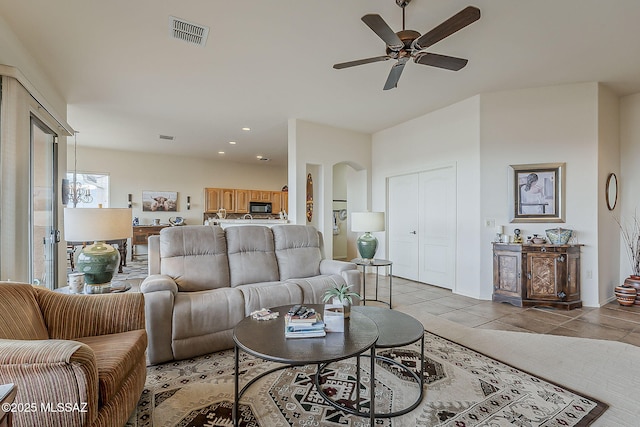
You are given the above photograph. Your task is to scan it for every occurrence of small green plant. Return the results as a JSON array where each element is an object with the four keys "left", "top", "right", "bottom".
[{"left": 322, "top": 284, "right": 362, "bottom": 305}]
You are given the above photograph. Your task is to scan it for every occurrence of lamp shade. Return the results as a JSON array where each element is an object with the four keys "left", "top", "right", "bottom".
[
  {"left": 64, "top": 208, "right": 132, "bottom": 241},
  {"left": 351, "top": 212, "right": 385, "bottom": 232}
]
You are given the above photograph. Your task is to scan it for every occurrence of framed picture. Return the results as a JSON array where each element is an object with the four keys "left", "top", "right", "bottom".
[
  {"left": 142, "top": 191, "right": 177, "bottom": 212},
  {"left": 510, "top": 162, "right": 565, "bottom": 223}
]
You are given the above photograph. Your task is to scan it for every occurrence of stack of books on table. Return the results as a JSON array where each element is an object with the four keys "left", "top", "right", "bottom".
[{"left": 285, "top": 310, "right": 326, "bottom": 338}]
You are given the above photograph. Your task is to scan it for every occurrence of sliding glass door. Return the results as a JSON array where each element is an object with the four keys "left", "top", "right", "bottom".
[{"left": 31, "top": 116, "right": 59, "bottom": 288}]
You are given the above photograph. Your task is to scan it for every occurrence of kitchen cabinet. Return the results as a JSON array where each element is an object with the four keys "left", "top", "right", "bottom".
[
  {"left": 235, "top": 189, "right": 250, "bottom": 213},
  {"left": 250, "top": 190, "right": 272, "bottom": 202},
  {"left": 271, "top": 191, "right": 282, "bottom": 213},
  {"left": 204, "top": 188, "right": 220, "bottom": 212},
  {"left": 205, "top": 187, "right": 286, "bottom": 214},
  {"left": 492, "top": 243, "right": 582, "bottom": 310},
  {"left": 204, "top": 188, "right": 235, "bottom": 212},
  {"left": 271, "top": 191, "right": 289, "bottom": 213}
]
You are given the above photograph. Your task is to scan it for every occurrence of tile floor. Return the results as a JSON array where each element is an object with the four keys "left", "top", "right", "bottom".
[
  {"left": 110, "top": 260, "right": 640, "bottom": 347},
  {"left": 361, "top": 273, "right": 640, "bottom": 347}
]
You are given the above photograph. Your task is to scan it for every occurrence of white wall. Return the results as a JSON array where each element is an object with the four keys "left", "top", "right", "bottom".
[
  {"left": 288, "top": 119, "right": 371, "bottom": 258},
  {"left": 0, "top": 15, "right": 66, "bottom": 116},
  {"left": 480, "top": 83, "right": 601, "bottom": 306},
  {"left": 372, "top": 96, "right": 482, "bottom": 298},
  {"left": 597, "top": 85, "right": 621, "bottom": 303},
  {"left": 373, "top": 83, "right": 621, "bottom": 307},
  {"left": 68, "top": 145, "right": 287, "bottom": 228},
  {"left": 620, "top": 93, "right": 640, "bottom": 279},
  {"left": 332, "top": 163, "right": 348, "bottom": 260}
]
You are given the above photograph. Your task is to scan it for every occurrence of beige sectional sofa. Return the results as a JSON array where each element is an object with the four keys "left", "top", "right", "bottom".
[{"left": 141, "top": 224, "right": 360, "bottom": 365}]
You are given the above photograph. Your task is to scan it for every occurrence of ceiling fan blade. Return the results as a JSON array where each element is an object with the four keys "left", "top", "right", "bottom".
[
  {"left": 362, "top": 14, "right": 404, "bottom": 50},
  {"left": 414, "top": 52, "right": 468, "bottom": 71},
  {"left": 333, "top": 56, "right": 391, "bottom": 69},
  {"left": 383, "top": 59, "right": 408, "bottom": 90},
  {"left": 413, "top": 6, "right": 481, "bottom": 50}
]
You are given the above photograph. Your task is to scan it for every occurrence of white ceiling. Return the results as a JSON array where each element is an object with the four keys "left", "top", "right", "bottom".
[{"left": 2, "top": 0, "right": 640, "bottom": 167}]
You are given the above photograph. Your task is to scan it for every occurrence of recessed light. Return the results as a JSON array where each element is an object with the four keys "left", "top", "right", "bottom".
[
  {"left": 229, "top": 141, "right": 237, "bottom": 145},
  {"left": 218, "top": 151, "right": 225, "bottom": 154},
  {"left": 256, "top": 155, "right": 263, "bottom": 159},
  {"left": 242, "top": 127, "right": 251, "bottom": 131}
]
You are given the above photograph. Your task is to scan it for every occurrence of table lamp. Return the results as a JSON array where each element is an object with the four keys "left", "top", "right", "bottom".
[
  {"left": 351, "top": 212, "right": 385, "bottom": 261},
  {"left": 64, "top": 208, "right": 132, "bottom": 294}
]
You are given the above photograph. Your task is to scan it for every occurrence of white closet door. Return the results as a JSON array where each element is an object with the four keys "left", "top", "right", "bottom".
[
  {"left": 418, "top": 166, "right": 456, "bottom": 289},
  {"left": 388, "top": 174, "right": 419, "bottom": 281}
]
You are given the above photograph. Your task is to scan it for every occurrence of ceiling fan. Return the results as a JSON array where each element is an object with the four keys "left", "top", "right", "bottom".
[{"left": 333, "top": 0, "right": 481, "bottom": 90}]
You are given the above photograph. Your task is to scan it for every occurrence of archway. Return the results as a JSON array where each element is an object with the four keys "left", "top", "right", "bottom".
[{"left": 332, "top": 161, "right": 367, "bottom": 260}]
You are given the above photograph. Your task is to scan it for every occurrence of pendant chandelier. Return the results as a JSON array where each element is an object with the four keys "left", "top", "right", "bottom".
[{"left": 68, "top": 131, "right": 93, "bottom": 207}]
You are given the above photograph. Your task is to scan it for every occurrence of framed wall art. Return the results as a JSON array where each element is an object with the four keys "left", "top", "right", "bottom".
[
  {"left": 142, "top": 191, "right": 178, "bottom": 212},
  {"left": 510, "top": 162, "right": 565, "bottom": 223}
]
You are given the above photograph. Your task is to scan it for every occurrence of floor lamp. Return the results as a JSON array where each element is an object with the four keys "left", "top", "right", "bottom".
[
  {"left": 64, "top": 208, "right": 132, "bottom": 293},
  {"left": 352, "top": 212, "right": 385, "bottom": 262}
]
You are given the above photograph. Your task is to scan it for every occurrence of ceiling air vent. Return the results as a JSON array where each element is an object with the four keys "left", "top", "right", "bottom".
[
  {"left": 169, "top": 16, "right": 209, "bottom": 47},
  {"left": 159, "top": 134, "right": 175, "bottom": 141}
]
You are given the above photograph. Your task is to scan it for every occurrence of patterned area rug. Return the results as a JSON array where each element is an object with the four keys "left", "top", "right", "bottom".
[{"left": 127, "top": 332, "right": 606, "bottom": 426}]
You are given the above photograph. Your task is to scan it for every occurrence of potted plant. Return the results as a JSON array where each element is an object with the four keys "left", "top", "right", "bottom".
[
  {"left": 322, "top": 284, "right": 361, "bottom": 318},
  {"left": 615, "top": 212, "right": 640, "bottom": 306}
]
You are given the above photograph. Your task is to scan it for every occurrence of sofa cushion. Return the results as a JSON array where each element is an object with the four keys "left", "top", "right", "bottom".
[
  {"left": 74, "top": 329, "right": 147, "bottom": 405},
  {"left": 226, "top": 226, "right": 280, "bottom": 286},
  {"left": 286, "top": 275, "right": 347, "bottom": 305},
  {"left": 172, "top": 287, "right": 245, "bottom": 358},
  {"left": 272, "top": 225, "right": 322, "bottom": 280},
  {"left": 238, "top": 281, "right": 303, "bottom": 314},
  {"left": 160, "top": 225, "right": 230, "bottom": 292},
  {"left": 0, "top": 283, "right": 48, "bottom": 340}
]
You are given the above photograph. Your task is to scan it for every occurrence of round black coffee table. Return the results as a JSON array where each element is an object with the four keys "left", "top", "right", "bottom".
[
  {"left": 316, "top": 306, "right": 425, "bottom": 418},
  {"left": 233, "top": 304, "right": 378, "bottom": 427}
]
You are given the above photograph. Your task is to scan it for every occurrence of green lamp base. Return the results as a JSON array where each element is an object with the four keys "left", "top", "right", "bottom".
[
  {"left": 74, "top": 241, "right": 120, "bottom": 294},
  {"left": 357, "top": 232, "right": 378, "bottom": 260}
]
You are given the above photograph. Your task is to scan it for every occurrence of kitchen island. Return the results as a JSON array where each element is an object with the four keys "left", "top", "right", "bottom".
[{"left": 205, "top": 219, "right": 290, "bottom": 228}]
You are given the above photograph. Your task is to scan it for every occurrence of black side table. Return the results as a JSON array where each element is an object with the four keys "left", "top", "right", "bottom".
[
  {"left": 352, "top": 258, "right": 393, "bottom": 308},
  {"left": 0, "top": 383, "right": 16, "bottom": 427}
]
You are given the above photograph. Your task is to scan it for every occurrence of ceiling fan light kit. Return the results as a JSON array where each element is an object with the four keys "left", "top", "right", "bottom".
[{"left": 334, "top": 1, "right": 481, "bottom": 90}]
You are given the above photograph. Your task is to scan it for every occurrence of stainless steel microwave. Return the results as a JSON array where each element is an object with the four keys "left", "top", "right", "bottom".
[{"left": 249, "top": 202, "right": 272, "bottom": 214}]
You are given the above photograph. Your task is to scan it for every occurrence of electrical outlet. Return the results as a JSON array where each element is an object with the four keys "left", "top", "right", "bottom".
[
  {"left": 485, "top": 219, "right": 495, "bottom": 228},
  {"left": 586, "top": 270, "right": 593, "bottom": 279}
]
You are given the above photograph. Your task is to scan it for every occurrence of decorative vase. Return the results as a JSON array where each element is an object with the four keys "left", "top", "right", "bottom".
[
  {"left": 623, "top": 276, "right": 640, "bottom": 306},
  {"left": 545, "top": 228, "right": 573, "bottom": 245},
  {"left": 614, "top": 285, "right": 637, "bottom": 307},
  {"left": 357, "top": 232, "right": 378, "bottom": 260},
  {"left": 332, "top": 297, "right": 351, "bottom": 318},
  {"left": 75, "top": 241, "right": 120, "bottom": 293}
]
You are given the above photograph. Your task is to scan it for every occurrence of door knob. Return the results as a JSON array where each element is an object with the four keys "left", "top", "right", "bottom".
[{"left": 409, "top": 231, "right": 417, "bottom": 235}]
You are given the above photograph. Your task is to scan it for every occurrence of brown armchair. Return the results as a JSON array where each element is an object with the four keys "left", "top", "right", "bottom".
[{"left": 0, "top": 282, "right": 147, "bottom": 427}]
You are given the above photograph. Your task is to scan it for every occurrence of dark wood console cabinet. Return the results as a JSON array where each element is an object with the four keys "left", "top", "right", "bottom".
[
  {"left": 132, "top": 225, "right": 170, "bottom": 260},
  {"left": 492, "top": 243, "right": 582, "bottom": 310}
]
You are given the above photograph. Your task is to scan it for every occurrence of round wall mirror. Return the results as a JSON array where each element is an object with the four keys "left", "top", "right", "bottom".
[{"left": 606, "top": 173, "right": 618, "bottom": 211}]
